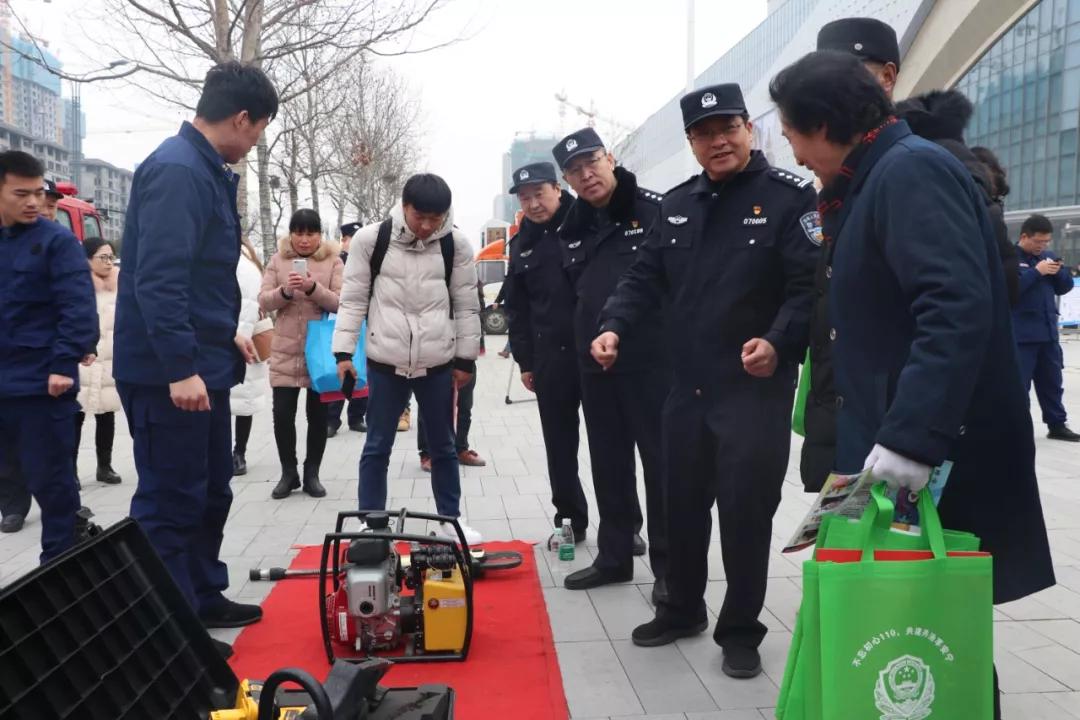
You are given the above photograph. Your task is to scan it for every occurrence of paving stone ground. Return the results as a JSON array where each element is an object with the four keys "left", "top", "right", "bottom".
[{"left": 2, "top": 336, "right": 1079, "bottom": 719}]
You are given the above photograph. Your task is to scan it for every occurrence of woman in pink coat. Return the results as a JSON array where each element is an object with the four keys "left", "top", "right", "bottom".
[{"left": 259, "top": 209, "right": 343, "bottom": 499}]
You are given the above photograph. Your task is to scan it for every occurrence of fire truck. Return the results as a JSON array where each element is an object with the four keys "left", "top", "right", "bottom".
[{"left": 54, "top": 181, "right": 105, "bottom": 243}]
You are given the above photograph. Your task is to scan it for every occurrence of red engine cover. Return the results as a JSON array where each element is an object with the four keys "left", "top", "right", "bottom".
[{"left": 326, "top": 586, "right": 356, "bottom": 647}]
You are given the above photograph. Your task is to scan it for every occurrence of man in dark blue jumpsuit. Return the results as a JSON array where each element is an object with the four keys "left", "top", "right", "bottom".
[
  {"left": 0, "top": 151, "right": 98, "bottom": 562},
  {"left": 503, "top": 161, "right": 589, "bottom": 542},
  {"left": 1012, "top": 213, "right": 1079, "bottom": 441},
  {"left": 594, "top": 85, "right": 818, "bottom": 678},
  {"left": 555, "top": 128, "right": 668, "bottom": 599},
  {"left": 114, "top": 62, "right": 278, "bottom": 632}
]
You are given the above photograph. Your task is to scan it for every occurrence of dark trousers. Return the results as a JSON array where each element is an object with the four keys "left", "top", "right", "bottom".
[
  {"left": 534, "top": 349, "right": 588, "bottom": 530},
  {"left": 579, "top": 369, "right": 667, "bottom": 577},
  {"left": 0, "top": 437, "right": 31, "bottom": 519},
  {"left": 658, "top": 373, "right": 794, "bottom": 651},
  {"left": 234, "top": 415, "right": 252, "bottom": 455},
  {"left": 327, "top": 395, "right": 368, "bottom": 431},
  {"left": 1017, "top": 340, "right": 1068, "bottom": 427},
  {"left": 360, "top": 367, "right": 460, "bottom": 517},
  {"left": 74, "top": 411, "right": 116, "bottom": 469},
  {"left": 418, "top": 372, "right": 475, "bottom": 456},
  {"left": 119, "top": 382, "right": 233, "bottom": 613},
  {"left": 0, "top": 396, "right": 80, "bottom": 562},
  {"left": 272, "top": 386, "right": 329, "bottom": 470}
]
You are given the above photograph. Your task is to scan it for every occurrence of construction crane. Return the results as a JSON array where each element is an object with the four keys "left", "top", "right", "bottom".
[{"left": 554, "top": 91, "right": 635, "bottom": 147}]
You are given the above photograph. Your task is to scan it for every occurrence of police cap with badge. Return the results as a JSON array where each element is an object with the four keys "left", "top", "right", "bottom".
[
  {"left": 509, "top": 162, "right": 558, "bottom": 194},
  {"left": 817, "top": 17, "right": 900, "bottom": 69},
  {"left": 552, "top": 127, "right": 606, "bottom": 170},
  {"left": 680, "top": 83, "right": 747, "bottom": 130},
  {"left": 44, "top": 178, "right": 63, "bottom": 200},
  {"left": 340, "top": 221, "right": 362, "bottom": 238}
]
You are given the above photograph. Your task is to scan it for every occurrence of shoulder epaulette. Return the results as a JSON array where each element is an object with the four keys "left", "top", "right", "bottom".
[
  {"left": 636, "top": 186, "right": 664, "bottom": 204},
  {"left": 664, "top": 175, "right": 698, "bottom": 196},
  {"left": 768, "top": 167, "right": 814, "bottom": 189}
]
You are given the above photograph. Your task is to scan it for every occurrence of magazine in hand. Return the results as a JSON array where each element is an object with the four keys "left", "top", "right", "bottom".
[{"left": 782, "top": 461, "right": 953, "bottom": 553}]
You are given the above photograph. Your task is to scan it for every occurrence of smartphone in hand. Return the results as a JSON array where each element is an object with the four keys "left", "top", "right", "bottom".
[
  {"left": 293, "top": 258, "right": 308, "bottom": 275},
  {"left": 341, "top": 370, "right": 356, "bottom": 399}
]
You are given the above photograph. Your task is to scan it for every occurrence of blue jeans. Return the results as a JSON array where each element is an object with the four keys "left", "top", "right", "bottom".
[{"left": 359, "top": 367, "right": 461, "bottom": 517}]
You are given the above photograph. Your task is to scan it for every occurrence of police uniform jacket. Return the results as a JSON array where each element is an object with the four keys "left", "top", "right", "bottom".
[
  {"left": 114, "top": 122, "right": 244, "bottom": 391},
  {"left": 599, "top": 151, "right": 818, "bottom": 387},
  {"left": 827, "top": 120, "right": 1053, "bottom": 603},
  {"left": 1012, "top": 245, "right": 1073, "bottom": 344},
  {"left": 0, "top": 219, "right": 98, "bottom": 397},
  {"left": 559, "top": 167, "right": 664, "bottom": 374},
  {"left": 504, "top": 191, "right": 575, "bottom": 373}
]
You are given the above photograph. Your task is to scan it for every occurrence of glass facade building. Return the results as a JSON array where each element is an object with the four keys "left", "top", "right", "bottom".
[{"left": 957, "top": 0, "right": 1080, "bottom": 263}]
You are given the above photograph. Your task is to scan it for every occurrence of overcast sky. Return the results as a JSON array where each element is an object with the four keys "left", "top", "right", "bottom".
[{"left": 16, "top": 0, "right": 767, "bottom": 244}]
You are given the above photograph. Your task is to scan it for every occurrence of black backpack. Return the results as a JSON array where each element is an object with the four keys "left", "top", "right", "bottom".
[{"left": 369, "top": 218, "right": 456, "bottom": 316}]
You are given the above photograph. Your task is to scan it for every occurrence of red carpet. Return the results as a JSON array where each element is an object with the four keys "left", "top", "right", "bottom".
[{"left": 228, "top": 541, "right": 568, "bottom": 720}]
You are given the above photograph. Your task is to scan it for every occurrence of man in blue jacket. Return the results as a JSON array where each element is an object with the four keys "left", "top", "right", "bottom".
[
  {"left": 0, "top": 150, "right": 98, "bottom": 562},
  {"left": 114, "top": 62, "right": 277, "bottom": 632},
  {"left": 1013, "top": 213, "right": 1078, "bottom": 441}
]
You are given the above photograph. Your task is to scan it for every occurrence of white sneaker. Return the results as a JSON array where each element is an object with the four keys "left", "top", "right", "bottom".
[{"left": 437, "top": 520, "right": 483, "bottom": 548}]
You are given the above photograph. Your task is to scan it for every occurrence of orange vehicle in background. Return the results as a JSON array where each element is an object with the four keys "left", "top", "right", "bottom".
[
  {"left": 475, "top": 212, "right": 521, "bottom": 335},
  {"left": 54, "top": 181, "right": 105, "bottom": 244}
]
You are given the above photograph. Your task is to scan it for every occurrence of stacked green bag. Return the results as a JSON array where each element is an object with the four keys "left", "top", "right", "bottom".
[
  {"left": 776, "top": 483, "right": 994, "bottom": 720},
  {"left": 792, "top": 351, "right": 811, "bottom": 437}
]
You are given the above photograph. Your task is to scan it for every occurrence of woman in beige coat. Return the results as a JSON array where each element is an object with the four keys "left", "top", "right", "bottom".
[
  {"left": 77, "top": 238, "right": 123, "bottom": 485},
  {"left": 259, "top": 209, "right": 343, "bottom": 500}
]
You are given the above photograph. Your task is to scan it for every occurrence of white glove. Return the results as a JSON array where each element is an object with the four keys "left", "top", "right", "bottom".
[{"left": 863, "top": 444, "right": 931, "bottom": 492}]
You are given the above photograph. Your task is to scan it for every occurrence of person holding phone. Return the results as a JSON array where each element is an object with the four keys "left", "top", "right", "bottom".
[
  {"left": 1013, "top": 214, "right": 1078, "bottom": 441},
  {"left": 259, "top": 208, "right": 344, "bottom": 498}
]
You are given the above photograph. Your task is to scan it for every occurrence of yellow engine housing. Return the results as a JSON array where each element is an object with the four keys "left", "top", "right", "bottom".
[{"left": 421, "top": 568, "right": 467, "bottom": 652}]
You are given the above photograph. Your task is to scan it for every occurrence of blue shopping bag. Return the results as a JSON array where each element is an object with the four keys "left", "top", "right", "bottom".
[{"left": 305, "top": 314, "right": 366, "bottom": 394}]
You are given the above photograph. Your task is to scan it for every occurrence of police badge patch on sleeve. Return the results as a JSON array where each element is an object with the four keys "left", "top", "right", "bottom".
[{"left": 800, "top": 211, "right": 823, "bottom": 246}]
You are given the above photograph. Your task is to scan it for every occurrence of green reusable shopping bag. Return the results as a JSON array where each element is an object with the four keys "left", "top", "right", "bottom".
[
  {"left": 791, "top": 350, "right": 811, "bottom": 437},
  {"left": 816, "top": 506, "right": 981, "bottom": 553},
  {"left": 816, "top": 485, "right": 994, "bottom": 720}
]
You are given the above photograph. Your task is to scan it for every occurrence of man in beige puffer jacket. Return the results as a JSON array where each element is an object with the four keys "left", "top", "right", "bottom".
[{"left": 333, "top": 174, "right": 483, "bottom": 545}]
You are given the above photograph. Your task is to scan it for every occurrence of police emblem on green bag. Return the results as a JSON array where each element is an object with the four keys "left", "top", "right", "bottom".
[{"left": 874, "top": 655, "right": 935, "bottom": 720}]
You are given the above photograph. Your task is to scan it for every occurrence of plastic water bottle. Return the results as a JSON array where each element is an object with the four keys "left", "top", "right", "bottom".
[{"left": 558, "top": 519, "right": 575, "bottom": 561}]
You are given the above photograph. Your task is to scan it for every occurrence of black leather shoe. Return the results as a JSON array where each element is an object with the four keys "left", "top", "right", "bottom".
[
  {"left": 651, "top": 577, "right": 668, "bottom": 606},
  {"left": 1, "top": 514, "right": 24, "bottom": 533},
  {"left": 573, "top": 527, "right": 587, "bottom": 545},
  {"left": 212, "top": 638, "right": 234, "bottom": 659},
  {"left": 96, "top": 466, "right": 122, "bottom": 485},
  {"left": 302, "top": 463, "right": 326, "bottom": 498},
  {"left": 632, "top": 533, "right": 647, "bottom": 556},
  {"left": 200, "top": 599, "right": 263, "bottom": 628},
  {"left": 1048, "top": 424, "right": 1080, "bottom": 442},
  {"left": 564, "top": 565, "right": 633, "bottom": 590},
  {"left": 271, "top": 466, "right": 300, "bottom": 499},
  {"left": 349, "top": 421, "right": 367, "bottom": 433},
  {"left": 631, "top": 616, "right": 708, "bottom": 647},
  {"left": 326, "top": 424, "right": 338, "bottom": 438},
  {"left": 232, "top": 452, "right": 247, "bottom": 476},
  {"left": 722, "top": 645, "right": 763, "bottom": 679}
]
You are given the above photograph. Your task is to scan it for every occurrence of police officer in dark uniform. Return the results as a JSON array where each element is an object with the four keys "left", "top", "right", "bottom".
[
  {"left": 1012, "top": 213, "right": 1079, "bottom": 441},
  {"left": 593, "top": 85, "right": 818, "bottom": 678},
  {"left": 555, "top": 128, "right": 668, "bottom": 597},
  {"left": 800, "top": 17, "right": 902, "bottom": 493},
  {"left": 0, "top": 150, "right": 98, "bottom": 562},
  {"left": 503, "top": 161, "right": 589, "bottom": 542}
]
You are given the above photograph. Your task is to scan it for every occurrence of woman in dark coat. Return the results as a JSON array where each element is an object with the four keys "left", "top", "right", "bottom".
[{"left": 770, "top": 51, "right": 1054, "bottom": 606}]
